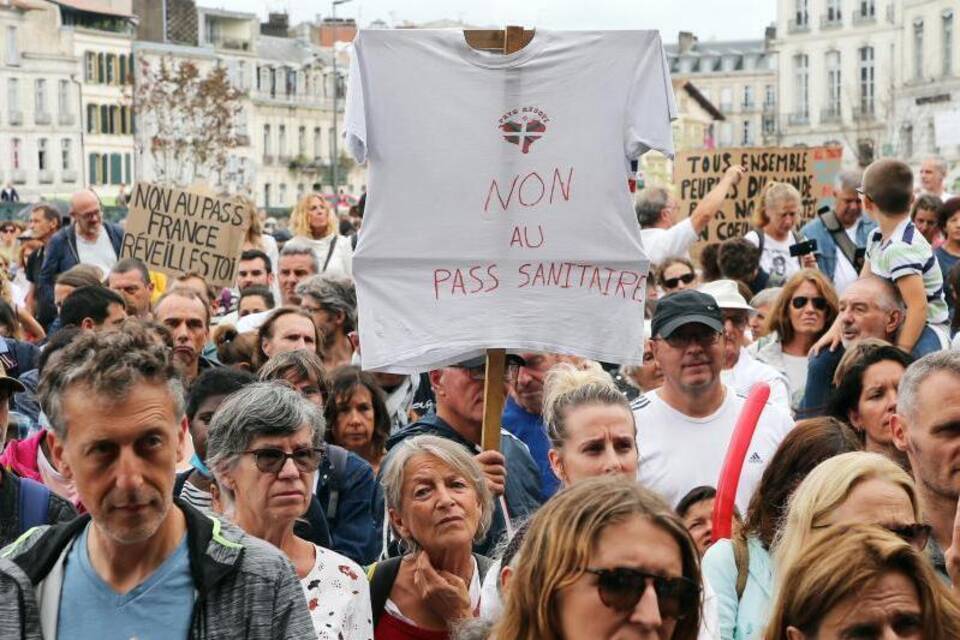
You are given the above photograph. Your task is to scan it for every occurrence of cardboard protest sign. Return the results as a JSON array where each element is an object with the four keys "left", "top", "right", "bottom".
[
  {"left": 675, "top": 146, "right": 843, "bottom": 245},
  {"left": 120, "top": 182, "right": 248, "bottom": 289}
]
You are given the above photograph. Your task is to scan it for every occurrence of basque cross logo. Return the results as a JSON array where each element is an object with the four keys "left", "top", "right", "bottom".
[{"left": 500, "top": 117, "right": 547, "bottom": 154}]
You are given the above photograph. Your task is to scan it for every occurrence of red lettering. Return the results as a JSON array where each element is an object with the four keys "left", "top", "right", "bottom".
[
  {"left": 468, "top": 266, "right": 485, "bottom": 293},
  {"left": 532, "top": 263, "right": 546, "bottom": 287},
  {"left": 588, "top": 267, "right": 603, "bottom": 291},
  {"left": 518, "top": 172, "right": 545, "bottom": 207},
  {"left": 484, "top": 176, "right": 519, "bottom": 212},
  {"left": 615, "top": 271, "right": 638, "bottom": 298},
  {"left": 509, "top": 226, "right": 523, "bottom": 247},
  {"left": 486, "top": 264, "right": 500, "bottom": 292},
  {"left": 451, "top": 270, "right": 466, "bottom": 296},
  {"left": 549, "top": 167, "right": 573, "bottom": 202},
  {"left": 517, "top": 263, "right": 531, "bottom": 288},
  {"left": 433, "top": 269, "right": 451, "bottom": 300},
  {"left": 524, "top": 224, "right": 544, "bottom": 248}
]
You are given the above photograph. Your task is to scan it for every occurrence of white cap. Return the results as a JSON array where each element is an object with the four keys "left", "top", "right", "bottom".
[{"left": 698, "top": 279, "right": 756, "bottom": 314}]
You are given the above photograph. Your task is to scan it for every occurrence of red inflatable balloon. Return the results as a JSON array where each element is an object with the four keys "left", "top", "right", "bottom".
[{"left": 712, "top": 382, "right": 771, "bottom": 542}]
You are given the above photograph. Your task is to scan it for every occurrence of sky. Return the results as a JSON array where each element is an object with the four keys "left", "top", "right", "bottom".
[{"left": 218, "top": 0, "right": 777, "bottom": 43}]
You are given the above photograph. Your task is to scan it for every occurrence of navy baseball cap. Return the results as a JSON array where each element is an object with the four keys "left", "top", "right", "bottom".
[{"left": 650, "top": 290, "right": 724, "bottom": 339}]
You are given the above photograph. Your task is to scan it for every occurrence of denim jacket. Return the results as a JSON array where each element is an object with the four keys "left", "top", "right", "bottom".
[{"left": 800, "top": 213, "right": 875, "bottom": 282}]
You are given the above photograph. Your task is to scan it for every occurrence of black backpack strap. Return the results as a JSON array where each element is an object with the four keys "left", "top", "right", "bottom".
[
  {"left": 322, "top": 235, "right": 338, "bottom": 272},
  {"left": 752, "top": 228, "right": 764, "bottom": 255},
  {"left": 324, "top": 444, "right": 349, "bottom": 523},
  {"left": 818, "top": 209, "right": 862, "bottom": 272},
  {"left": 368, "top": 555, "right": 404, "bottom": 628}
]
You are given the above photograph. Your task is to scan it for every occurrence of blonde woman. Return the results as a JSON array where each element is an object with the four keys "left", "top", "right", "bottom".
[
  {"left": 744, "top": 182, "right": 817, "bottom": 286},
  {"left": 289, "top": 192, "right": 352, "bottom": 277},
  {"left": 774, "top": 452, "right": 928, "bottom": 581},
  {"left": 490, "top": 477, "right": 702, "bottom": 640},
  {"left": 765, "top": 525, "right": 960, "bottom": 640}
]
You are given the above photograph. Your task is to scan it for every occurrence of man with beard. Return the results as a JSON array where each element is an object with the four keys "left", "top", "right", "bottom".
[
  {"left": 502, "top": 353, "right": 563, "bottom": 500},
  {"left": 153, "top": 288, "right": 216, "bottom": 386},
  {"left": 296, "top": 274, "right": 356, "bottom": 369},
  {"left": 633, "top": 290, "right": 794, "bottom": 512},
  {"left": 892, "top": 351, "right": 960, "bottom": 581},
  {"left": 0, "top": 322, "right": 312, "bottom": 638}
]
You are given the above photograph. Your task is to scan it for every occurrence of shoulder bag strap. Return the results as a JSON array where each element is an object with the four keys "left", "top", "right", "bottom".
[
  {"left": 322, "top": 235, "right": 338, "bottom": 273},
  {"left": 369, "top": 555, "right": 404, "bottom": 628},
  {"left": 732, "top": 536, "right": 751, "bottom": 601}
]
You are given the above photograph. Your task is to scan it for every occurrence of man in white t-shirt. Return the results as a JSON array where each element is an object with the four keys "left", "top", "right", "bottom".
[
  {"left": 637, "top": 165, "right": 745, "bottom": 268},
  {"left": 699, "top": 280, "right": 790, "bottom": 411},
  {"left": 633, "top": 290, "right": 794, "bottom": 512}
]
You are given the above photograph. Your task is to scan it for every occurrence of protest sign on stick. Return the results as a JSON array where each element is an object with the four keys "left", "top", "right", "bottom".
[
  {"left": 674, "top": 146, "right": 843, "bottom": 250},
  {"left": 120, "top": 182, "right": 248, "bottom": 289}
]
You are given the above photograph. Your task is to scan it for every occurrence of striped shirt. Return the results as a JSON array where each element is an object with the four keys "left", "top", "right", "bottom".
[{"left": 866, "top": 217, "right": 949, "bottom": 326}]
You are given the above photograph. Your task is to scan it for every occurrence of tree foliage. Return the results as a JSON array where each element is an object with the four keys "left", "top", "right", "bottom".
[{"left": 135, "top": 57, "right": 246, "bottom": 186}]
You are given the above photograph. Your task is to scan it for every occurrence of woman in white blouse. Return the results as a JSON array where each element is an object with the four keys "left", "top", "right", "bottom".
[
  {"left": 289, "top": 193, "right": 353, "bottom": 277},
  {"left": 207, "top": 381, "right": 373, "bottom": 640}
]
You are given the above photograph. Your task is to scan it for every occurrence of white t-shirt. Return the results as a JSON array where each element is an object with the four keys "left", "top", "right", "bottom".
[
  {"left": 296, "top": 233, "right": 353, "bottom": 278},
  {"left": 75, "top": 226, "right": 117, "bottom": 275},
  {"left": 780, "top": 352, "right": 809, "bottom": 402},
  {"left": 345, "top": 30, "right": 676, "bottom": 373},
  {"left": 831, "top": 224, "right": 860, "bottom": 294},
  {"left": 744, "top": 230, "right": 800, "bottom": 286},
  {"left": 632, "top": 385, "right": 794, "bottom": 513},
  {"left": 640, "top": 218, "right": 699, "bottom": 267},
  {"left": 720, "top": 348, "right": 791, "bottom": 412},
  {"left": 301, "top": 545, "right": 374, "bottom": 640}
]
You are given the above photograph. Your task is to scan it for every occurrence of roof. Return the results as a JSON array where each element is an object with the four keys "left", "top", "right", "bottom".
[
  {"left": 5, "top": 0, "right": 49, "bottom": 11},
  {"left": 50, "top": 0, "right": 131, "bottom": 17},
  {"left": 256, "top": 34, "right": 330, "bottom": 65},
  {"left": 665, "top": 38, "right": 772, "bottom": 75},
  {"left": 196, "top": 6, "right": 257, "bottom": 21}
]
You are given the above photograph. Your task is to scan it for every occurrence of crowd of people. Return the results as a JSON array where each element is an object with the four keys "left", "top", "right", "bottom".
[{"left": 0, "top": 154, "right": 959, "bottom": 639}]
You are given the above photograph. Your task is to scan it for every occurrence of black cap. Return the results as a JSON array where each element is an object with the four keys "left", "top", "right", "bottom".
[{"left": 650, "top": 290, "right": 724, "bottom": 339}]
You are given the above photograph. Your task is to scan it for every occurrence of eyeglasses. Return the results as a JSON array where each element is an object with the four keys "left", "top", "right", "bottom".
[
  {"left": 658, "top": 330, "right": 721, "bottom": 349},
  {"left": 884, "top": 522, "right": 932, "bottom": 551},
  {"left": 0, "top": 228, "right": 16, "bottom": 235},
  {"left": 790, "top": 296, "right": 828, "bottom": 311},
  {"left": 583, "top": 568, "right": 700, "bottom": 619},
  {"left": 662, "top": 272, "right": 696, "bottom": 289},
  {"left": 457, "top": 364, "right": 520, "bottom": 383},
  {"left": 242, "top": 447, "right": 323, "bottom": 474}
]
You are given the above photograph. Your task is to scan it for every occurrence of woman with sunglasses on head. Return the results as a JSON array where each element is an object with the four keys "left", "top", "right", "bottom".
[
  {"left": 754, "top": 269, "right": 839, "bottom": 412},
  {"left": 657, "top": 257, "right": 699, "bottom": 295},
  {"left": 775, "top": 451, "right": 931, "bottom": 586},
  {"left": 206, "top": 381, "right": 374, "bottom": 639},
  {"left": 701, "top": 417, "right": 861, "bottom": 640},
  {"left": 489, "top": 476, "right": 701, "bottom": 640},
  {"left": 764, "top": 525, "right": 960, "bottom": 640}
]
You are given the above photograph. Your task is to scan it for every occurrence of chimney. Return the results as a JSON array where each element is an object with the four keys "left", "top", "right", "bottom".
[
  {"left": 678, "top": 31, "right": 697, "bottom": 55},
  {"left": 764, "top": 25, "right": 776, "bottom": 49}
]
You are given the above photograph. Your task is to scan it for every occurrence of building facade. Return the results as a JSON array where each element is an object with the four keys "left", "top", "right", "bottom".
[
  {"left": 0, "top": 0, "right": 83, "bottom": 200},
  {"left": 666, "top": 31, "right": 779, "bottom": 149}
]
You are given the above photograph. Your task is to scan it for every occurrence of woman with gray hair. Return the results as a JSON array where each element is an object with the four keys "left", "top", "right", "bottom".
[
  {"left": 370, "top": 434, "right": 495, "bottom": 638},
  {"left": 206, "top": 381, "right": 373, "bottom": 639}
]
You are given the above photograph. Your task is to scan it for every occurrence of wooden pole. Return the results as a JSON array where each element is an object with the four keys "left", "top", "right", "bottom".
[{"left": 477, "top": 26, "right": 526, "bottom": 452}]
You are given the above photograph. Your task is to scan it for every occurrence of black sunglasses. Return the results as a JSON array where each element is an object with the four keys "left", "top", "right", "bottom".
[
  {"left": 662, "top": 272, "right": 696, "bottom": 289},
  {"left": 584, "top": 568, "right": 700, "bottom": 619},
  {"left": 243, "top": 447, "right": 323, "bottom": 474},
  {"left": 790, "top": 296, "right": 827, "bottom": 311}
]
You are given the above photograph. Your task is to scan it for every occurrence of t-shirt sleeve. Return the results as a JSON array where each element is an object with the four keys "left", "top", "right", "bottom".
[
  {"left": 887, "top": 242, "right": 935, "bottom": 280},
  {"left": 624, "top": 33, "right": 678, "bottom": 160},
  {"left": 344, "top": 39, "right": 367, "bottom": 164},
  {"left": 744, "top": 229, "right": 760, "bottom": 247}
]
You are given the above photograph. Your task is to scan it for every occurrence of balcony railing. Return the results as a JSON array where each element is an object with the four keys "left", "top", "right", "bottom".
[
  {"left": 820, "top": 106, "right": 842, "bottom": 123},
  {"left": 62, "top": 169, "right": 78, "bottom": 183},
  {"left": 853, "top": 8, "right": 877, "bottom": 25},
  {"left": 763, "top": 102, "right": 776, "bottom": 114},
  {"left": 11, "top": 169, "right": 25, "bottom": 184},
  {"left": 8, "top": 111, "right": 22, "bottom": 126},
  {"left": 741, "top": 101, "right": 758, "bottom": 113},
  {"left": 37, "top": 169, "right": 53, "bottom": 184},
  {"left": 788, "top": 18, "right": 811, "bottom": 33},
  {"left": 35, "top": 112, "right": 51, "bottom": 125},
  {"left": 820, "top": 13, "right": 843, "bottom": 29},
  {"left": 787, "top": 112, "right": 810, "bottom": 126}
]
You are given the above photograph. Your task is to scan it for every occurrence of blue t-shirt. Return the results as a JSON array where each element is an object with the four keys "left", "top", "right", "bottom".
[
  {"left": 502, "top": 396, "right": 560, "bottom": 500},
  {"left": 57, "top": 523, "right": 194, "bottom": 640}
]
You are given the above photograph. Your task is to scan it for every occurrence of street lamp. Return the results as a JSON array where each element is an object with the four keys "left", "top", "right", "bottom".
[{"left": 330, "top": 0, "right": 352, "bottom": 199}]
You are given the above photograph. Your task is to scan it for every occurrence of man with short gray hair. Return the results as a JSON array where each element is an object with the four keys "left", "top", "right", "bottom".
[
  {"left": 919, "top": 156, "right": 954, "bottom": 200},
  {"left": 297, "top": 274, "right": 357, "bottom": 368},
  {"left": 278, "top": 241, "right": 319, "bottom": 305},
  {"left": 0, "top": 322, "right": 313, "bottom": 639},
  {"left": 800, "top": 168, "right": 876, "bottom": 294},
  {"left": 892, "top": 350, "right": 960, "bottom": 580},
  {"left": 636, "top": 164, "right": 745, "bottom": 267}
]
